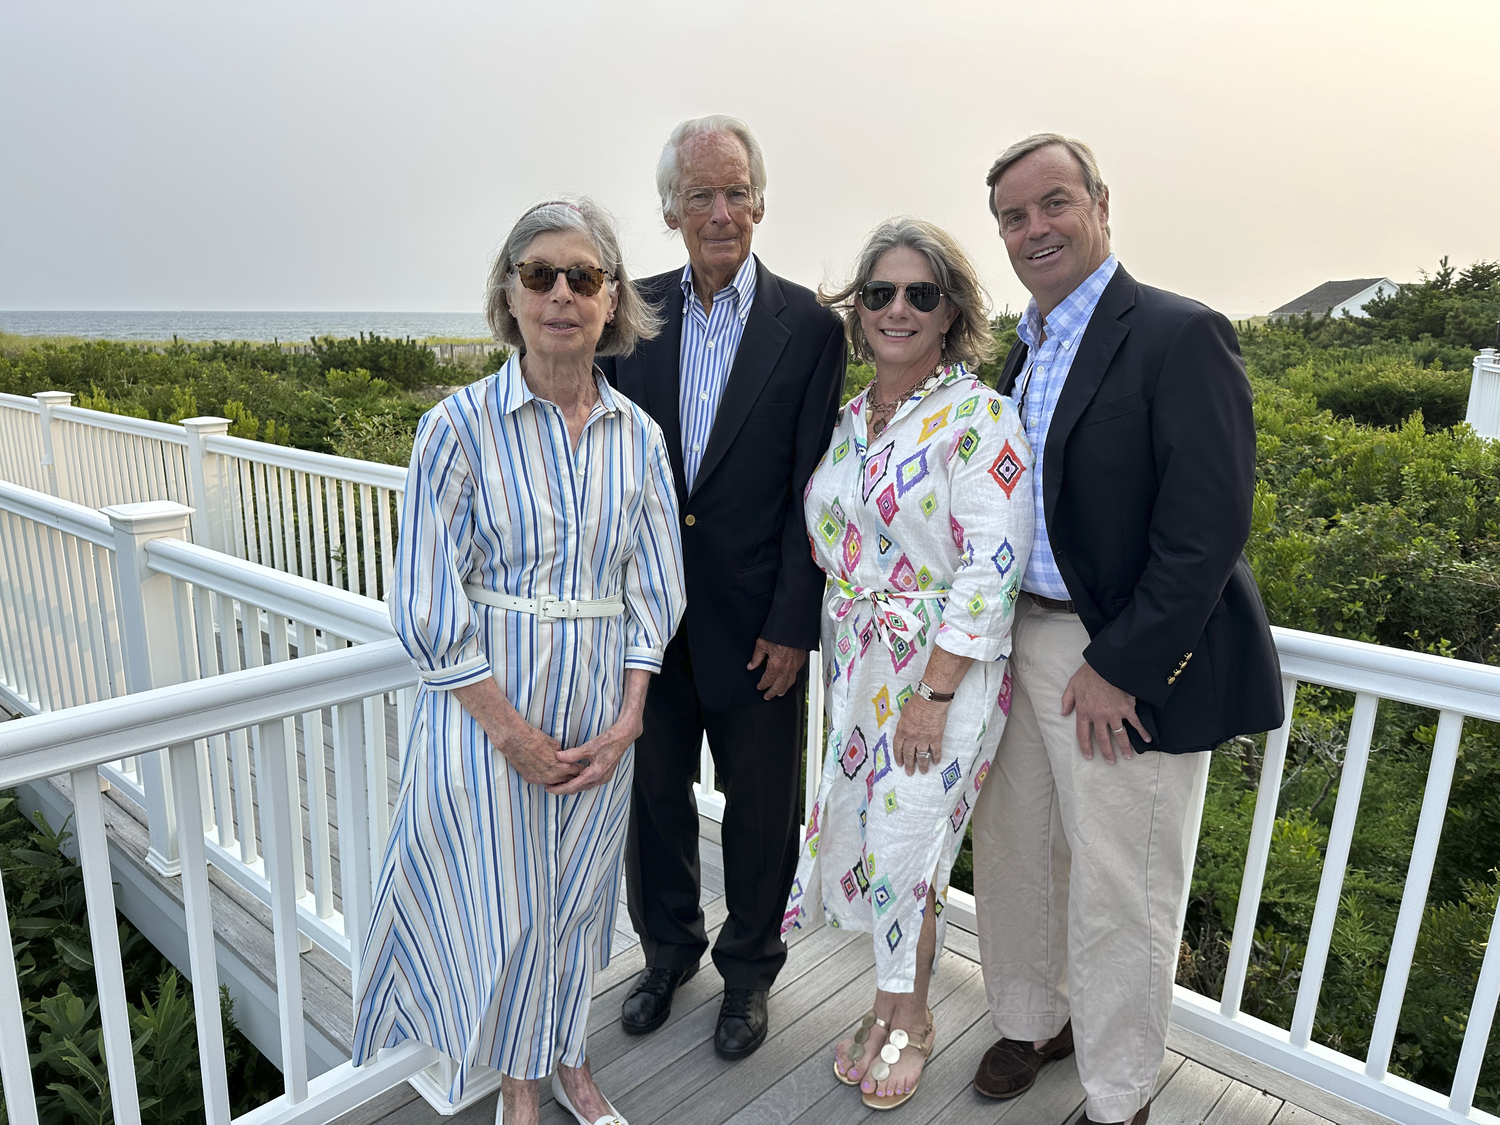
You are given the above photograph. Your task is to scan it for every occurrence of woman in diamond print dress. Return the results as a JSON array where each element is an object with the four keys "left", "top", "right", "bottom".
[{"left": 781, "top": 219, "right": 1033, "bottom": 1110}]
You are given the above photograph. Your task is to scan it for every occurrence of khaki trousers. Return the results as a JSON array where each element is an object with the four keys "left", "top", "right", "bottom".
[{"left": 972, "top": 596, "right": 1208, "bottom": 1123}]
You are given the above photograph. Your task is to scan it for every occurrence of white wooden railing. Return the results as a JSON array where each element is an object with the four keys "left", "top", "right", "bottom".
[
  {"left": 1, "top": 391, "right": 1498, "bottom": 1125},
  {"left": 1468, "top": 348, "right": 1500, "bottom": 440},
  {"left": 0, "top": 640, "right": 439, "bottom": 1125},
  {"left": 0, "top": 390, "right": 805, "bottom": 816},
  {"left": 0, "top": 481, "right": 406, "bottom": 963}
]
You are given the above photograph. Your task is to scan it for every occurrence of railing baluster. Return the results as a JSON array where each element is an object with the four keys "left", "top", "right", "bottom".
[
  {"left": 298, "top": 620, "right": 336, "bottom": 921},
  {"left": 1365, "top": 709, "right": 1463, "bottom": 1078},
  {"left": 1449, "top": 882, "right": 1500, "bottom": 1116},
  {"left": 803, "top": 650, "right": 823, "bottom": 818},
  {"left": 335, "top": 698, "right": 374, "bottom": 972},
  {"left": 341, "top": 479, "right": 358, "bottom": 593},
  {"left": 70, "top": 766, "right": 144, "bottom": 1124},
  {"left": 360, "top": 484, "right": 379, "bottom": 599},
  {"left": 167, "top": 739, "right": 234, "bottom": 1124},
  {"left": 1221, "top": 676, "right": 1298, "bottom": 1018},
  {"left": 296, "top": 470, "right": 315, "bottom": 580},
  {"left": 0, "top": 846, "right": 41, "bottom": 1124},
  {"left": 1290, "top": 690, "right": 1379, "bottom": 1048},
  {"left": 256, "top": 714, "right": 311, "bottom": 1103},
  {"left": 310, "top": 474, "right": 330, "bottom": 585},
  {"left": 364, "top": 693, "right": 391, "bottom": 862},
  {"left": 377, "top": 486, "right": 396, "bottom": 601}
]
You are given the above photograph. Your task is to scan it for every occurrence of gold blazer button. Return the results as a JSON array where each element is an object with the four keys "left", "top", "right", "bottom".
[{"left": 685, "top": 514, "right": 696, "bottom": 526}]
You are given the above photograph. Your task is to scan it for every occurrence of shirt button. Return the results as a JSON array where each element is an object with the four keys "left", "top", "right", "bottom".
[
  {"left": 685, "top": 514, "right": 696, "bottom": 526},
  {"left": 700, "top": 392, "right": 709, "bottom": 401},
  {"left": 707, "top": 340, "right": 715, "bottom": 348},
  {"left": 1061, "top": 340, "right": 1071, "bottom": 350},
  {"left": 1036, "top": 366, "right": 1045, "bottom": 375},
  {"left": 693, "top": 442, "right": 701, "bottom": 451}
]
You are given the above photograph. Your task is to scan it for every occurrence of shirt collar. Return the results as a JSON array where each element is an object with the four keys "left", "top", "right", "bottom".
[
  {"left": 1018, "top": 253, "right": 1119, "bottom": 350},
  {"left": 680, "top": 253, "right": 758, "bottom": 322},
  {"left": 492, "top": 351, "right": 620, "bottom": 419}
]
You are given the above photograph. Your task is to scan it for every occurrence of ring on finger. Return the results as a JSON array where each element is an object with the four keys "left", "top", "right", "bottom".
[{"left": 1108, "top": 725, "right": 1124, "bottom": 734}]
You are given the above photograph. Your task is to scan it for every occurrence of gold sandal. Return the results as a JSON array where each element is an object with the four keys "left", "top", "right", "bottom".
[
  {"left": 834, "top": 1010, "right": 886, "bottom": 1086},
  {"left": 860, "top": 1008, "right": 935, "bottom": 1111}
]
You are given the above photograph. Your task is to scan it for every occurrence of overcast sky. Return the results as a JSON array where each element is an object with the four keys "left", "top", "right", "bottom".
[{"left": 3, "top": 0, "right": 1497, "bottom": 319}]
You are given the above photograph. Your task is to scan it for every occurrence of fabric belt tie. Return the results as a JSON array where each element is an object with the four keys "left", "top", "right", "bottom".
[
  {"left": 827, "top": 578, "right": 949, "bottom": 650},
  {"left": 1025, "top": 591, "right": 1077, "bottom": 614},
  {"left": 465, "top": 584, "right": 625, "bottom": 620}
]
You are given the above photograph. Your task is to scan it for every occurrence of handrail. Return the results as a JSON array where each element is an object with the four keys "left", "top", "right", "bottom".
[
  {"left": 0, "top": 478, "right": 114, "bottom": 548},
  {"left": 1272, "top": 625, "right": 1500, "bottom": 721},
  {"left": 0, "top": 393, "right": 40, "bottom": 414},
  {"left": 203, "top": 431, "right": 408, "bottom": 490},
  {"left": 144, "top": 536, "right": 393, "bottom": 643},
  {"left": 52, "top": 403, "right": 189, "bottom": 445},
  {"left": 0, "top": 638, "right": 413, "bottom": 787}
]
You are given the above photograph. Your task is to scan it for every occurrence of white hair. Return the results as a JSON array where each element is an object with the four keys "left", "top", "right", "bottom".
[{"left": 654, "top": 114, "right": 767, "bottom": 224}]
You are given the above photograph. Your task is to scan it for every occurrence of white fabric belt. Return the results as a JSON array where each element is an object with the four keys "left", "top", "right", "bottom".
[{"left": 465, "top": 585, "right": 625, "bottom": 620}]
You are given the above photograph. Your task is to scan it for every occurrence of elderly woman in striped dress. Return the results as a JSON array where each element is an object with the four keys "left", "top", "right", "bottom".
[{"left": 352, "top": 198, "right": 685, "bottom": 1125}]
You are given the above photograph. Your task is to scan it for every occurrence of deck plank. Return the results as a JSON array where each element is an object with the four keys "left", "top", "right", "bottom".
[
  {"left": 1205, "top": 1083, "right": 1281, "bottom": 1125},
  {"left": 1150, "top": 1058, "right": 1234, "bottom": 1125}
]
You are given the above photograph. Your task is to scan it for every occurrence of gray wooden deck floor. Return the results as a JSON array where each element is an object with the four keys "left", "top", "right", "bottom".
[{"left": 324, "top": 822, "right": 1390, "bottom": 1125}]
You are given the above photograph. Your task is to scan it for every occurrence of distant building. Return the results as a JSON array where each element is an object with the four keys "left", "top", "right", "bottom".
[{"left": 1269, "top": 278, "right": 1398, "bottom": 320}]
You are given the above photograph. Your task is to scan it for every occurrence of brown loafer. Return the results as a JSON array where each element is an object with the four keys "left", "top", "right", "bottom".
[
  {"left": 972, "top": 1019, "right": 1075, "bottom": 1099},
  {"left": 1083, "top": 1097, "right": 1151, "bottom": 1124}
]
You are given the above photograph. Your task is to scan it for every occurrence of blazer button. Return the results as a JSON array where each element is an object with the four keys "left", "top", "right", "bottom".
[{"left": 685, "top": 514, "right": 696, "bottom": 526}]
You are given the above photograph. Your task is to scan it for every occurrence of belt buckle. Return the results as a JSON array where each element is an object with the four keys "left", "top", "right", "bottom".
[{"left": 538, "top": 594, "right": 566, "bottom": 620}]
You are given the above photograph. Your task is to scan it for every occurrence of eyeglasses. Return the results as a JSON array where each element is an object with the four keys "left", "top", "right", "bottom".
[
  {"left": 514, "top": 261, "right": 612, "bottom": 297},
  {"left": 675, "top": 184, "right": 758, "bottom": 215},
  {"left": 859, "top": 281, "right": 944, "bottom": 314}
]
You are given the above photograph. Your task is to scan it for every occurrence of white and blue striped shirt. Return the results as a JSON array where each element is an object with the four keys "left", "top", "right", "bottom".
[
  {"left": 678, "top": 254, "right": 757, "bottom": 489},
  {"left": 353, "top": 355, "right": 686, "bottom": 1096},
  {"left": 1015, "top": 254, "right": 1119, "bottom": 599}
]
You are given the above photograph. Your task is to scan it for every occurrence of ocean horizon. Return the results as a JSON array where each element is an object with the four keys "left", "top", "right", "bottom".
[{"left": 0, "top": 310, "right": 493, "bottom": 343}]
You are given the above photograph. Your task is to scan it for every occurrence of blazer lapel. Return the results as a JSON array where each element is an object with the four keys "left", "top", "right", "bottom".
[
  {"left": 1042, "top": 267, "right": 1136, "bottom": 521},
  {"left": 641, "top": 273, "right": 689, "bottom": 501},
  {"left": 690, "top": 258, "right": 790, "bottom": 498},
  {"left": 997, "top": 341, "right": 1029, "bottom": 395}
]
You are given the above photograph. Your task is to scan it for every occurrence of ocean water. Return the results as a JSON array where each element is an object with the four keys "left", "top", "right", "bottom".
[{"left": 0, "top": 310, "right": 492, "bottom": 343}]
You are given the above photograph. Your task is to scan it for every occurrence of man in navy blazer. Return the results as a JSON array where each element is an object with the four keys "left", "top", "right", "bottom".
[
  {"left": 597, "top": 115, "right": 844, "bottom": 1060},
  {"left": 968, "top": 134, "right": 1283, "bottom": 1125}
]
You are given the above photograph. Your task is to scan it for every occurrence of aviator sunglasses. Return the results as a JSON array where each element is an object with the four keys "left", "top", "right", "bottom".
[
  {"left": 514, "top": 261, "right": 612, "bottom": 297},
  {"left": 859, "top": 280, "right": 944, "bottom": 314}
]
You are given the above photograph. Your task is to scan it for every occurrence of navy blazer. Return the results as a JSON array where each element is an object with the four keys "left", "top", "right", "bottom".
[
  {"left": 599, "top": 257, "right": 845, "bottom": 711},
  {"left": 998, "top": 265, "right": 1284, "bottom": 753}
]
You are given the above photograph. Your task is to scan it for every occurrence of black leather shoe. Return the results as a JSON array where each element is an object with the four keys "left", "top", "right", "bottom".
[
  {"left": 714, "top": 987, "right": 769, "bottom": 1060},
  {"left": 621, "top": 963, "right": 697, "bottom": 1035}
]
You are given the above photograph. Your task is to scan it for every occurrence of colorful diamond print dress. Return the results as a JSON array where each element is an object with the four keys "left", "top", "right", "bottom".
[{"left": 781, "top": 364, "right": 1034, "bottom": 991}]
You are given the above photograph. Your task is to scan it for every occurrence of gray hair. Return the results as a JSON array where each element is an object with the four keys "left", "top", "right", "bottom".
[
  {"left": 985, "top": 133, "right": 1110, "bottom": 234},
  {"left": 655, "top": 115, "right": 767, "bottom": 223},
  {"left": 820, "top": 218, "right": 996, "bottom": 369},
  {"left": 484, "top": 196, "right": 662, "bottom": 357}
]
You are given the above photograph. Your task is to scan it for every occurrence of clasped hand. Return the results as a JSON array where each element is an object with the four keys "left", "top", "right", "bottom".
[{"left": 892, "top": 694, "right": 949, "bottom": 775}]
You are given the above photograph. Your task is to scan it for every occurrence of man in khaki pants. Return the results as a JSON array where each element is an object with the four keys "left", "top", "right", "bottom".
[{"left": 970, "top": 133, "right": 1284, "bottom": 1125}]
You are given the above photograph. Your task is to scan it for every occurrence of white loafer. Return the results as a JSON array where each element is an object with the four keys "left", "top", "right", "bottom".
[{"left": 551, "top": 1072, "right": 628, "bottom": 1125}]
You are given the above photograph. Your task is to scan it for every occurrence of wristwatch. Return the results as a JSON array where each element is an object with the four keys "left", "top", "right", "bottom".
[{"left": 915, "top": 680, "right": 955, "bottom": 703}]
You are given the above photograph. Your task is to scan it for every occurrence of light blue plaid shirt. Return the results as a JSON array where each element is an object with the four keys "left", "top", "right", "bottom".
[
  {"left": 678, "top": 254, "right": 757, "bottom": 489},
  {"left": 1015, "top": 254, "right": 1119, "bottom": 599}
]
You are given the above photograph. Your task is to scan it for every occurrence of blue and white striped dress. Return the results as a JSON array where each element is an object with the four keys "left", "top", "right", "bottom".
[{"left": 351, "top": 355, "right": 686, "bottom": 1096}]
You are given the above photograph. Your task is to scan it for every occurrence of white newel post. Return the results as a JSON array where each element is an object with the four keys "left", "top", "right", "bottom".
[
  {"left": 1467, "top": 348, "right": 1500, "bottom": 440},
  {"left": 34, "top": 390, "right": 74, "bottom": 501},
  {"left": 181, "top": 416, "right": 231, "bottom": 551},
  {"left": 105, "top": 500, "right": 194, "bottom": 877}
]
